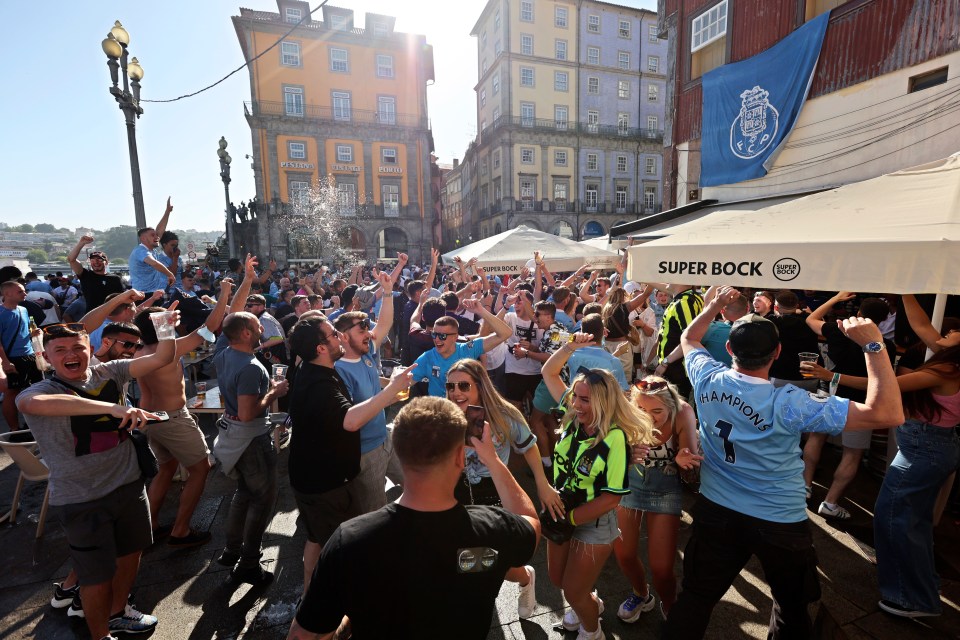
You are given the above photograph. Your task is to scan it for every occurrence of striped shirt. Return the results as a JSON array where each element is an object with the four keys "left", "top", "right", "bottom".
[{"left": 658, "top": 288, "right": 704, "bottom": 361}]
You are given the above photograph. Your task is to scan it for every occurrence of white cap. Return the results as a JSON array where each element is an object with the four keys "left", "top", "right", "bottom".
[{"left": 624, "top": 281, "right": 640, "bottom": 294}]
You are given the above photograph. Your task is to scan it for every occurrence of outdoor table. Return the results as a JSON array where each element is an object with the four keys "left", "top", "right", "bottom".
[
  {"left": 183, "top": 350, "right": 214, "bottom": 395},
  {"left": 186, "top": 385, "right": 224, "bottom": 415}
]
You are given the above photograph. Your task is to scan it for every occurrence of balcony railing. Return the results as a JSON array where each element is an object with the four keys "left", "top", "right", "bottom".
[
  {"left": 246, "top": 101, "right": 428, "bottom": 129},
  {"left": 475, "top": 200, "right": 662, "bottom": 216},
  {"left": 478, "top": 115, "right": 664, "bottom": 143}
]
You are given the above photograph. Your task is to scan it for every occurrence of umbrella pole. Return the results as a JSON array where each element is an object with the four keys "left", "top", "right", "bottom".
[{"left": 925, "top": 293, "right": 947, "bottom": 361}]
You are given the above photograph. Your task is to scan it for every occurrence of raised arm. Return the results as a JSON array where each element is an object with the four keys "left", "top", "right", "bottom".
[
  {"left": 387, "top": 252, "right": 409, "bottom": 285},
  {"left": 174, "top": 279, "right": 234, "bottom": 356},
  {"left": 841, "top": 318, "right": 905, "bottom": 430},
  {"left": 68, "top": 235, "right": 94, "bottom": 277},
  {"left": 230, "top": 255, "right": 259, "bottom": 315},
  {"left": 579, "top": 271, "right": 598, "bottom": 304},
  {"left": 154, "top": 197, "right": 173, "bottom": 238},
  {"left": 371, "top": 272, "right": 394, "bottom": 345},
  {"left": 542, "top": 333, "right": 592, "bottom": 402},
  {"left": 465, "top": 299, "right": 512, "bottom": 352},
  {"left": 256, "top": 258, "right": 277, "bottom": 285},
  {"left": 559, "top": 263, "right": 589, "bottom": 290},
  {"left": 901, "top": 294, "right": 944, "bottom": 352},
  {"left": 80, "top": 289, "right": 144, "bottom": 333},
  {"left": 425, "top": 248, "right": 440, "bottom": 293},
  {"left": 681, "top": 286, "right": 739, "bottom": 356},
  {"left": 806, "top": 291, "right": 856, "bottom": 336}
]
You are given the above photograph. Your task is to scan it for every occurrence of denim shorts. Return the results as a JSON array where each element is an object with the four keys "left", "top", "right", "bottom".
[
  {"left": 573, "top": 508, "right": 621, "bottom": 545},
  {"left": 619, "top": 463, "right": 683, "bottom": 516}
]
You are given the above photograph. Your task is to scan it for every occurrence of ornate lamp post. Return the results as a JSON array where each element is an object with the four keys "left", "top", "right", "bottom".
[
  {"left": 101, "top": 21, "right": 147, "bottom": 230},
  {"left": 217, "top": 137, "right": 238, "bottom": 257}
]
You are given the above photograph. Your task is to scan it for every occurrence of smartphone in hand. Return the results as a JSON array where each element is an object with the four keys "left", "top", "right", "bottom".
[{"left": 464, "top": 405, "right": 485, "bottom": 444}]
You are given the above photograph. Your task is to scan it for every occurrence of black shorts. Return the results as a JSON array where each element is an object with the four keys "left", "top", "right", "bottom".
[
  {"left": 294, "top": 483, "right": 363, "bottom": 545},
  {"left": 454, "top": 474, "right": 502, "bottom": 507},
  {"left": 503, "top": 373, "right": 543, "bottom": 402},
  {"left": 7, "top": 356, "right": 42, "bottom": 391}
]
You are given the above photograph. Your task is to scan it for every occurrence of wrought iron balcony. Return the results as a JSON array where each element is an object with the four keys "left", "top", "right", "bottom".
[
  {"left": 478, "top": 115, "right": 664, "bottom": 143},
  {"left": 245, "top": 101, "right": 429, "bottom": 129}
]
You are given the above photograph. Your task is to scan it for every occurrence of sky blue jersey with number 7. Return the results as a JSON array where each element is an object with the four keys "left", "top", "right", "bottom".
[{"left": 685, "top": 348, "right": 849, "bottom": 523}]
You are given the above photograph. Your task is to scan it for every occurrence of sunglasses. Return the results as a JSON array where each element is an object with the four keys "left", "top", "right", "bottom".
[
  {"left": 348, "top": 318, "right": 371, "bottom": 331},
  {"left": 42, "top": 322, "right": 86, "bottom": 335},
  {"left": 319, "top": 328, "right": 342, "bottom": 344},
  {"left": 634, "top": 379, "right": 669, "bottom": 392},
  {"left": 445, "top": 381, "right": 474, "bottom": 392},
  {"left": 431, "top": 331, "right": 455, "bottom": 341},
  {"left": 89, "top": 255, "right": 106, "bottom": 260},
  {"left": 575, "top": 366, "right": 605, "bottom": 385},
  {"left": 113, "top": 339, "right": 145, "bottom": 351}
]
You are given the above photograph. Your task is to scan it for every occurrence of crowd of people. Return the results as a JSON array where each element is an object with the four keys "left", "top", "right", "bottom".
[{"left": 0, "top": 206, "right": 958, "bottom": 640}]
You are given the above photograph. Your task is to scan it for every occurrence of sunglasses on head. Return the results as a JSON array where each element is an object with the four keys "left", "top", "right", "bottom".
[
  {"left": 634, "top": 379, "right": 669, "bottom": 392},
  {"left": 575, "top": 366, "right": 605, "bottom": 385},
  {"left": 431, "top": 331, "right": 455, "bottom": 341},
  {"left": 42, "top": 322, "right": 86, "bottom": 335},
  {"left": 445, "top": 381, "right": 474, "bottom": 392}
]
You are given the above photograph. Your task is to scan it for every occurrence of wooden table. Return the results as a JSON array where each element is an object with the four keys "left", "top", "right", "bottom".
[
  {"left": 186, "top": 386, "right": 224, "bottom": 415},
  {"left": 183, "top": 350, "right": 214, "bottom": 394}
]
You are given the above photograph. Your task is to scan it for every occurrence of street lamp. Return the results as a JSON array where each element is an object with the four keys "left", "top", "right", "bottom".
[
  {"left": 101, "top": 21, "right": 147, "bottom": 230},
  {"left": 217, "top": 137, "right": 238, "bottom": 257}
]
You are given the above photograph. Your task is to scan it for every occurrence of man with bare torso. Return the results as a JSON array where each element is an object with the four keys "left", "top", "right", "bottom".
[{"left": 132, "top": 277, "right": 233, "bottom": 547}]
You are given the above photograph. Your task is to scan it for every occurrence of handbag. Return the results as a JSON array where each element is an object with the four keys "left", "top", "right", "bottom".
[
  {"left": 610, "top": 304, "right": 641, "bottom": 347},
  {"left": 128, "top": 429, "right": 159, "bottom": 478}
]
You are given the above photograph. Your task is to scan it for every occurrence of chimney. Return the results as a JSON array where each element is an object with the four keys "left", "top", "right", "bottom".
[{"left": 453, "top": 158, "right": 460, "bottom": 168}]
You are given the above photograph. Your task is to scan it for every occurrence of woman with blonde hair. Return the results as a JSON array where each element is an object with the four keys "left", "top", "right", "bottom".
[
  {"left": 541, "top": 334, "right": 658, "bottom": 640},
  {"left": 445, "top": 358, "right": 562, "bottom": 619},
  {"left": 613, "top": 376, "right": 701, "bottom": 623}
]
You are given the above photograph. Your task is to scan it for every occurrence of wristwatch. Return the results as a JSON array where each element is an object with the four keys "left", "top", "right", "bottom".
[{"left": 862, "top": 341, "right": 885, "bottom": 354}]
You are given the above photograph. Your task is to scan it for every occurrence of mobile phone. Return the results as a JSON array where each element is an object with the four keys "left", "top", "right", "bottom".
[
  {"left": 147, "top": 411, "right": 170, "bottom": 423},
  {"left": 464, "top": 405, "right": 485, "bottom": 444}
]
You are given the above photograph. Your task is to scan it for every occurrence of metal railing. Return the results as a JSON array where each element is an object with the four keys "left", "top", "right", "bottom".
[
  {"left": 478, "top": 115, "right": 664, "bottom": 142},
  {"left": 246, "top": 101, "right": 428, "bottom": 129}
]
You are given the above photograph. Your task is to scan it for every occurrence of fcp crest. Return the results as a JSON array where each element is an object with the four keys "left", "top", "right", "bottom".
[{"left": 730, "top": 86, "right": 779, "bottom": 159}]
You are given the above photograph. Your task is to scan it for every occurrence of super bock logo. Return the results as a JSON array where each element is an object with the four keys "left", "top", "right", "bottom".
[{"left": 730, "top": 86, "right": 779, "bottom": 159}]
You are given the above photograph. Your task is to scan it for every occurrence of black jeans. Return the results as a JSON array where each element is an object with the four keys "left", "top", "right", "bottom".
[
  {"left": 663, "top": 497, "right": 821, "bottom": 640},
  {"left": 224, "top": 433, "right": 278, "bottom": 569}
]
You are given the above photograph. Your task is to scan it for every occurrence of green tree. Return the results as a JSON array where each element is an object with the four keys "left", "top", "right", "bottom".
[
  {"left": 26, "top": 249, "right": 48, "bottom": 264},
  {"left": 34, "top": 223, "right": 57, "bottom": 233},
  {"left": 12, "top": 224, "right": 34, "bottom": 232},
  {"left": 96, "top": 226, "right": 138, "bottom": 262}
]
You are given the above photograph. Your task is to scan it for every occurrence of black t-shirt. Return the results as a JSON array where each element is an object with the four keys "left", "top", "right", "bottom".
[
  {"left": 769, "top": 312, "right": 820, "bottom": 380},
  {"left": 821, "top": 322, "right": 895, "bottom": 403},
  {"left": 78, "top": 268, "right": 124, "bottom": 310},
  {"left": 287, "top": 362, "right": 360, "bottom": 494},
  {"left": 296, "top": 503, "right": 537, "bottom": 639}
]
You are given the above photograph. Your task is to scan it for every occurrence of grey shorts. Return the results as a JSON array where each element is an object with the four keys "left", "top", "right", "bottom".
[
  {"left": 294, "top": 483, "right": 363, "bottom": 545},
  {"left": 55, "top": 480, "right": 153, "bottom": 585},
  {"left": 146, "top": 410, "right": 210, "bottom": 467},
  {"left": 841, "top": 427, "right": 873, "bottom": 449},
  {"left": 352, "top": 434, "right": 399, "bottom": 514},
  {"left": 573, "top": 508, "right": 621, "bottom": 545},
  {"left": 619, "top": 463, "right": 683, "bottom": 516}
]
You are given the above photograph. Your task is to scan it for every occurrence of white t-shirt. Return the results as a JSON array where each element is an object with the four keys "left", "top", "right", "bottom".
[
  {"left": 26, "top": 291, "right": 59, "bottom": 326},
  {"left": 503, "top": 312, "right": 543, "bottom": 376}
]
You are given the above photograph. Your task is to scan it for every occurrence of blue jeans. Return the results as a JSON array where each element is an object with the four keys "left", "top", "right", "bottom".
[
  {"left": 874, "top": 420, "right": 960, "bottom": 614},
  {"left": 223, "top": 433, "right": 278, "bottom": 569}
]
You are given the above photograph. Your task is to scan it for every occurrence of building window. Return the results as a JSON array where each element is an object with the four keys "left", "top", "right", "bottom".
[
  {"left": 555, "top": 6, "right": 568, "bottom": 28},
  {"left": 283, "top": 86, "right": 304, "bottom": 116},
  {"left": 372, "top": 20, "right": 389, "bottom": 36},
  {"left": 493, "top": 72, "right": 500, "bottom": 94},
  {"left": 336, "top": 144, "right": 353, "bottom": 163},
  {"left": 587, "top": 76, "right": 599, "bottom": 94},
  {"left": 521, "top": 34, "right": 533, "bottom": 55},
  {"left": 616, "top": 186, "right": 628, "bottom": 212},
  {"left": 494, "top": 180, "right": 502, "bottom": 202},
  {"left": 290, "top": 180, "right": 310, "bottom": 207},
  {"left": 586, "top": 153, "right": 598, "bottom": 172},
  {"left": 330, "top": 48, "right": 349, "bottom": 72},
  {"left": 493, "top": 150, "right": 501, "bottom": 169},
  {"left": 281, "top": 41, "right": 301, "bottom": 66},
  {"left": 382, "top": 147, "right": 398, "bottom": 164},
  {"left": 520, "top": 178, "right": 535, "bottom": 210},
  {"left": 618, "top": 113, "right": 629, "bottom": 135},
  {"left": 495, "top": 9, "right": 501, "bottom": 30},
  {"left": 520, "top": 0, "right": 533, "bottom": 22},
  {"left": 644, "top": 185, "right": 657, "bottom": 210},
  {"left": 648, "top": 85, "right": 659, "bottom": 101},
  {"left": 648, "top": 24, "right": 659, "bottom": 42},
  {"left": 382, "top": 184, "right": 400, "bottom": 217},
  {"left": 646, "top": 157, "right": 656, "bottom": 174},
  {"left": 618, "top": 80, "right": 630, "bottom": 99},
  {"left": 521, "top": 102, "right": 535, "bottom": 126},
  {"left": 330, "top": 14, "right": 349, "bottom": 31},
  {"left": 481, "top": 31, "right": 487, "bottom": 49},
  {"left": 587, "top": 15, "right": 600, "bottom": 33},
  {"left": 333, "top": 91, "right": 351, "bottom": 121},
  {"left": 585, "top": 185, "right": 598, "bottom": 211},
  {"left": 587, "top": 47, "right": 600, "bottom": 66},
  {"left": 619, "top": 20, "right": 631, "bottom": 38},
  {"left": 482, "top": 59, "right": 488, "bottom": 74},
  {"left": 554, "top": 150, "right": 567, "bottom": 166},
  {"left": 289, "top": 141, "right": 306, "bottom": 159},
  {"left": 285, "top": 7, "right": 303, "bottom": 23},
  {"left": 647, "top": 115, "right": 659, "bottom": 131},
  {"left": 520, "top": 67, "right": 534, "bottom": 87},
  {"left": 492, "top": 106, "right": 500, "bottom": 122},
  {"left": 495, "top": 40, "right": 502, "bottom": 55},
  {"left": 616, "top": 155, "right": 627, "bottom": 172},
  {"left": 521, "top": 147, "right": 535, "bottom": 164},
  {"left": 481, "top": 120, "right": 487, "bottom": 134},
  {"left": 377, "top": 96, "right": 396, "bottom": 124},
  {"left": 481, "top": 157, "right": 489, "bottom": 176},
  {"left": 555, "top": 105, "right": 568, "bottom": 129},
  {"left": 480, "top": 89, "right": 486, "bottom": 106},
  {"left": 376, "top": 54, "right": 394, "bottom": 78},
  {"left": 338, "top": 183, "right": 356, "bottom": 215},
  {"left": 909, "top": 66, "right": 949, "bottom": 93},
  {"left": 555, "top": 39, "right": 567, "bottom": 60},
  {"left": 691, "top": 1, "right": 728, "bottom": 79},
  {"left": 554, "top": 71, "right": 568, "bottom": 91},
  {"left": 587, "top": 110, "right": 599, "bottom": 133},
  {"left": 648, "top": 56, "right": 660, "bottom": 72},
  {"left": 618, "top": 51, "right": 630, "bottom": 70},
  {"left": 554, "top": 182, "right": 568, "bottom": 211}
]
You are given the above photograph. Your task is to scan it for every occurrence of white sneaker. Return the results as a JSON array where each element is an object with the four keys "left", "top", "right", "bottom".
[
  {"left": 562, "top": 592, "right": 604, "bottom": 631},
  {"left": 818, "top": 501, "right": 851, "bottom": 520},
  {"left": 576, "top": 625, "right": 606, "bottom": 640},
  {"left": 517, "top": 566, "right": 537, "bottom": 619}
]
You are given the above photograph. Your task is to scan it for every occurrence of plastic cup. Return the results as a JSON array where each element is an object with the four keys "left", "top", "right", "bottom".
[
  {"left": 798, "top": 352, "right": 819, "bottom": 378},
  {"left": 391, "top": 368, "right": 410, "bottom": 402},
  {"left": 196, "top": 381, "right": 207, "bottom": 399},
  {"left": 150, "top": 311, "right": 177, "bottom": 341},
  {"left": 272, "top": 364, "right": 289, "bottom": 382}
]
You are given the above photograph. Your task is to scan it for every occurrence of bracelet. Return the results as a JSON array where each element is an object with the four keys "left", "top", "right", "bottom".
[
  {"left": 831, "top": 372, "right": 841, "bottom": 386},
  {"left": 568, "top": 509, "right": 577, "bottom": 526}
]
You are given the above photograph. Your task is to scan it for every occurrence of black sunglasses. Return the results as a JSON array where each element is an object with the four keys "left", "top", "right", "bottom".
[
  {"left": 431, "top": 331, "right": 455, "bottom": 341},
  {"left": 348, "top": 318, "right": 371, "bottom": 331},
  {"left": 113, "top": 339, "right": 145, "bottom": 351},
  {"left": 319, "top": 328, "right": 342, "bottom": 344},
  {"left": 575, "top": 366, "right": 605, "bottom": 385},
  {"left": 42, "top": 322, "right": 86, "bottom": 335},
  {"left": 445, "top": 381, "right": 474, "bottom": 392}
]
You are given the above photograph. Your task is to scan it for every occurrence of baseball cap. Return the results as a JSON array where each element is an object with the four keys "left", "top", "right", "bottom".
[
  {"left": 246, "top": 294, "right": 266, "bottom": 306},
  {"left": 623, "top": 281, "right": 640, "bottom": 295},
  {"left": 89, "top": 251, "right": 107, "bottom": 260},
  {"left": 728, "top": 313, "right": 780, "bottom": 360},
  {"left": 340, "top": 284, "right": 358, "bottom": 309}
]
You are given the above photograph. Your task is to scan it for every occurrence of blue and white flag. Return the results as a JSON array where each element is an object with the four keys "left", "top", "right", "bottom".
[{"left": 700, "top": 12, "right": 830, "bottom": 187}]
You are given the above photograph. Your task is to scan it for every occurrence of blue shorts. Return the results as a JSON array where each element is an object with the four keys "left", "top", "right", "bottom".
[
  {"left": 619, "top": 463, "right": 683, "bottom": 516},
  {"left": 573, "top": 508, "right": 621, "bottom": 545},
  {"left": 532, "top": 380, "right": 557, "bottom": 414}
]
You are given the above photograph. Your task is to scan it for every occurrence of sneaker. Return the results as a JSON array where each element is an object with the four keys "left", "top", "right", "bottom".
[
  {"left": 167, "top": 529, "right": 212, "bottom": 549},
  {"left": 51, "top": 582, "right": 79, "bottom": 609},
  {"left": 617, "top": 592, "right": 656, "bottom": 623},
  {"left": 818, "top": 502, "right": 851, "bottom": 520},
  {"left": 108, "top": 604, "right": 158, "bottom": 634},
  {"left": 878, "top": 599, "right": 940, "bottom": 618},
  {"left": 517, "top": 566, "right": 537, "bottom": 619},
  {"left": 230, "top": 564, "right": 274, "bottom": 585},
  {"left": 561, "top": 592, "right": 604, "bottom": 631},
  {"left": 576, "top": 625, "right": 605, "bottom": 640},
  {"left": 99, "top": 636, "right": 119, "bottom": 640},
  {"left": 67, "top": 592, "right": 85, "bottom": 619},
  {"left": 216, "top": 549, "right": 241, "bottom": 567}
]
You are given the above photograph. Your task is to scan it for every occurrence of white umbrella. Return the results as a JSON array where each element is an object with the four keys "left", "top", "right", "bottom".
[
  {"left": 443, "top": 225, "right": 620, "bottom": 275},
  {"left": 579, "top": 235, "right": 628, "bottom": 251}
]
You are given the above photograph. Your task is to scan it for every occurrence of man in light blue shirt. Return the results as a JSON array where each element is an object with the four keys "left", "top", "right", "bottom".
[
  {"left": 567, "top": 313, "right": 629, "bottom": 390},
  {"left": 664, "top": 288, "right": 903, "bottom": 639},
  {"left": 129, "top": 198, "right": 175, "bottom": 293}
]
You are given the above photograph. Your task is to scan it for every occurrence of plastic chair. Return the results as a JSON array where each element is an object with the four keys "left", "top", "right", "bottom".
[{"left": 0, "top": 430, "right": 50, "bottom": 538}]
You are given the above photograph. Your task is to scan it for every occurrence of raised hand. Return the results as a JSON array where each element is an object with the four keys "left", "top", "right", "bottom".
[{"left": 245, "top": 254, "right": 258, "bottom": 278}]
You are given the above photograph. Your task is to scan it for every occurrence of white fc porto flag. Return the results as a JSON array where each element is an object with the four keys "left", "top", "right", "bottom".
[{"left": 700, "top": 12, "right": 830, "bottom": 187}]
